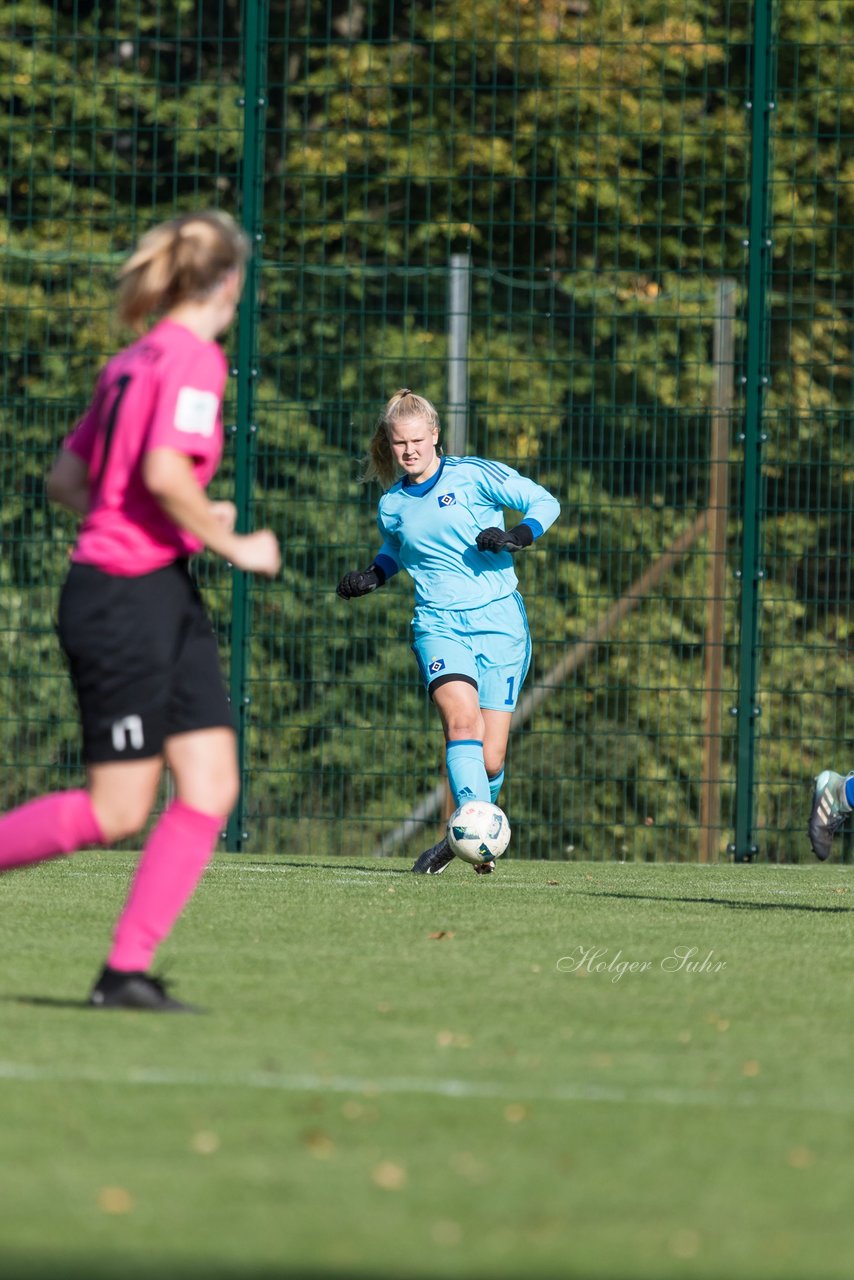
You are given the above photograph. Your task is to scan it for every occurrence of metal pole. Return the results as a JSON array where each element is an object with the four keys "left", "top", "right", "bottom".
[
  {"left": 438, "top": 252, "right": 473, "bottom": 822},
  {"left": 447, "top": 253, "right": 472, "bottom": 456},
  {"left": 733, "top": 0, "right": 775, "bottom": 863},
  {"left": 226, "top": 0, "right": 268, "bottom": 852},
  {"left": 700, "top": 280, "right": 736, "bottom": 863}
]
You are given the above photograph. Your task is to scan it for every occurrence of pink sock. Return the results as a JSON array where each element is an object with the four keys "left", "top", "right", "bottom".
[
  {"left": 0, "top": 790, "right": 104, "bottom": 871},
  {"left": 108, "top": 799, "right": 223, "bottom": 973}
]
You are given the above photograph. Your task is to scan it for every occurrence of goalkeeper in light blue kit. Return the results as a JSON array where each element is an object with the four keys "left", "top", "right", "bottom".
[{"left": 337, "top": 389, "right": 560, "bottom": 874}]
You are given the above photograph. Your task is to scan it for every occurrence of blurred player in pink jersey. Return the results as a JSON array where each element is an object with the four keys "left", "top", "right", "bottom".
[{"left": 0, "top": 211, "right": 281, "bottom": 1011}]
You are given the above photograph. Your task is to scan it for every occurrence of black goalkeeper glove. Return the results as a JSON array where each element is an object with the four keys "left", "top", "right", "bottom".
[
  {"left": 336, "top": 563, "right": 387, "bottom": 599},
  {"left": 475, "top": 524, "right": 535, "bottom": 554}
]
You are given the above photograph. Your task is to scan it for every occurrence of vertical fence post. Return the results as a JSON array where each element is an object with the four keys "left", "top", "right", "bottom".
[
  {"left": 226, "top": 0, "right": 268, "bottom": 852},
  {"left": 439, "top": 253, "right": 473, "bottom": 825},
  {"left": 733, "top": 0, "right": 775, "bottom": 863},
  {"left": 447, "top": 253, "right": 472, "bottom": 456},
  {"left": 700, "top": 279, "right": 736, "bottom": 863}
]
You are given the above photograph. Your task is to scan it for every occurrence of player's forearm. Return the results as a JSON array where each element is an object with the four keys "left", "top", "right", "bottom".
[
  {"left": 519, "top": 490, "right": 560, "bottom": 538},
  {"left": 489, "top": 476, "right": 560, "bottom": 540},
  {"left": 46, "top": 450, "right": 90, "bottom": 516},
  {"left": 50, "top": 483, "right": 90, "bottom": 518},
  {"left": 154, "top": 488, "right": 242, "bottom": 561},
  {"left": 142, "top": 449, "right": 240, "bottom": 561},
  {"left": 374, "top": 549, "right": 400, "bottom": 581}
]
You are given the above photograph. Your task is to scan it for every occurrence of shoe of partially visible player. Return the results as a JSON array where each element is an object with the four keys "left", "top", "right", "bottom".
[
  {"left": 88, "top": 965, "right": 202, "bottom": 1013},
  {"left": 808, "top": 769, "right": 853, "bottom": 861},
  {"left": 473, "top": 860, "right": 496, "bottom": 874},
  {"left": 411, "top": 836, "right": 455, "bottom": 875}
]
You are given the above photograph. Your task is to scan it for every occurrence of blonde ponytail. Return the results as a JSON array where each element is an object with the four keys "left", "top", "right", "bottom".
[
  {"left": 117, "top": 210, "right": 251, "bottom": 332},
  {"left": 362, "top": 389, "right": 441, "bottom": 488}
]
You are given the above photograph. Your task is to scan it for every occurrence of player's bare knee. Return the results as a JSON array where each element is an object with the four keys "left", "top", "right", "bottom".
[
  {"left": 176, "top": 766, "right": 239, "bottom": 818},
  {"left": 93, "top": 800, "right": 152, "bottom": 844},
  {"left": 445, "top": 713, "right": 485, "bottom": 743},
  {"left": 214, "top": 770, "right": 239, "bottom": 817}
]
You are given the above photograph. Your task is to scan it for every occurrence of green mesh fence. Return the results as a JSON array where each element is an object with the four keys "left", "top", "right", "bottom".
[
  {"left": 753, "top": 1, "right": 854, "bottom": 860},
  {"left": 1, "top": 1, "right": 852, "bottom": 863}
]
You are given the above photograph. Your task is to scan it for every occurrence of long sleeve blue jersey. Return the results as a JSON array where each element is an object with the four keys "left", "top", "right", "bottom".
[{"left": 373, "top": 455, "right": 560, "bottom": 612}]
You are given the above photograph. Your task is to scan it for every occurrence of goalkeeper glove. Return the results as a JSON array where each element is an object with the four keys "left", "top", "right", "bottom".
[
  {"left": 475, "top": 524, "right": 535, "bottom": 554},
  {"left": 336, "top": 563, "right": 387, "bottom": 599}
]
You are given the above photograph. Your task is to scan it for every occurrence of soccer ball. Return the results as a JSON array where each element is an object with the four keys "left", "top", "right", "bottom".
[{"left": 447, "top": 800, "right": 511, "bottom": 866}]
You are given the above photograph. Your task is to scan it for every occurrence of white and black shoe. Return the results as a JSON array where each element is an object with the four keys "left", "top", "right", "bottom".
[
  {"left": 808, "top": 770, "right": 853, "bottom": 862},
  {"left": 411, "top": 836, "right": 455, "bottom": 875}
]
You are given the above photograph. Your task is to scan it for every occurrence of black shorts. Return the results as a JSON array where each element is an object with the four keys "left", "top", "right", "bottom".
[{"left": 58, "top": 560, "right": 234, "bottom": 764}]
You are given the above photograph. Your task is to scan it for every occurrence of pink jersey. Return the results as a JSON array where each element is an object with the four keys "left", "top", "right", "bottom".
[{"left": 65, "top": 318, "right": 228, "bottom": 576}]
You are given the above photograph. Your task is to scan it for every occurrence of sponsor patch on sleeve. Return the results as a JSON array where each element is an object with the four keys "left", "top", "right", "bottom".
[{"left": 174, "top": 387, "right": 219, "bottom": 437}]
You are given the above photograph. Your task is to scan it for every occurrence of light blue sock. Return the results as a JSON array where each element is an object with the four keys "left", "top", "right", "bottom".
[
  {"left": 488, "top": 769, "right": 505, "bottom": 805},
  {"left": 446, "top": 739, "right": 490, "bottom": 806},
  {"left": 844, "top": 774, "right": 854, "bottom": 808}
]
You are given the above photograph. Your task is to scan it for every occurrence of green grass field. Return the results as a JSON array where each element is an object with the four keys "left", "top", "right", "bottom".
[{"left": 2, "top": 852, "right": 854, "bottom": 1280}]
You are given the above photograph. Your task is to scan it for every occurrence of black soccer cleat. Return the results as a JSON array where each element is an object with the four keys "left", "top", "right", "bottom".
[
  {"left": 808, "top": 769, "right": 852, "bottom": 862},
  {"left": 88, "top": 965, "right": 202, "bottom": 1013},
  {"left": 411, "top": 836, "right": 455, "bottom": 875}
]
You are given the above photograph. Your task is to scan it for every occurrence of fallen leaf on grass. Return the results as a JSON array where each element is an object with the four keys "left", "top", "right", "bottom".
[
  {"left": 98, "top": 1187, "right": 133, "bottom": 1215},
  {"left": 300, "top": 1129, "right": 335, "bottom": 1158},
  {"left": 191, "top": 1130, "right": 220, "bottom": 1155},
  {"left": 372, "top": 1160, "right": 407, "bottom": 1190},
  {"left": 429, "top": 930, "right": 455, "bottom": 940},
  {"left": 436, "top": 1029, "right": 472, "bottom": 1048}
]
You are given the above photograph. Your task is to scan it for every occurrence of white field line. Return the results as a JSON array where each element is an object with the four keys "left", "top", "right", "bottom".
[{"left": 0, "top": 1059, "right": 847, "bottom": 1115}]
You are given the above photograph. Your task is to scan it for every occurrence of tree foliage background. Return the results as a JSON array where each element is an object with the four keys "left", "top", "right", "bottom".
[{"left": 1, "top": 0, "right": 852, "bottom": 860}]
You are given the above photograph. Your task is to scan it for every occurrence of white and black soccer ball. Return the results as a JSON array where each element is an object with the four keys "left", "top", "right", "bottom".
[{"left": 447, "top": 800, "right": 511, "bottom": 866}]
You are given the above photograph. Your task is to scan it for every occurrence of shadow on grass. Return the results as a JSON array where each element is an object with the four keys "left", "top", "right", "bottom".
[
  {"left": 584, "top": 889, "right": 853, "bottom": 915},
  {"left": 0, "top": 1263, "right": 620, "bottom": 1280},
  {"left": 4, "top": 995, "right": 92, "bottom": 1009},
  {"left": 3, "top": 995, "right": 212, "bottom": 1015}
]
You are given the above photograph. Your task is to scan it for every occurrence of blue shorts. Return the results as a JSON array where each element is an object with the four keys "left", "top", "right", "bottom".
[{"left": 411, "top": 592, "right": 532, "bottom": 711}]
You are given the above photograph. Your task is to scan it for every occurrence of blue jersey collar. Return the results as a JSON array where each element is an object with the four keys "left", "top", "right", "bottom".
[{"left": 402, "top": 456, "right": 446, "bottom": 497}]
